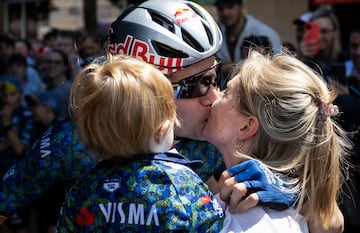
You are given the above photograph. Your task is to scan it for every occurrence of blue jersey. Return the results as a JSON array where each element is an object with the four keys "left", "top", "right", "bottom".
[
  {"left": 56, "top": 153, "right": 224, "bottom": 232},
  {"left": 0, "top": 120, "right": 225, "bottom": 218}
]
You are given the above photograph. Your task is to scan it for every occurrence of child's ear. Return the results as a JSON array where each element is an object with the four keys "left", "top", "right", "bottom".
[
  {"left": 150, "top": 120, "right": 174, "bottom": 153},
  {"left": 238, "top": 115, "right": 259, "bottom": 140},
  {"left": 155, "top": 120, "right": 171, "bottom": 143}
]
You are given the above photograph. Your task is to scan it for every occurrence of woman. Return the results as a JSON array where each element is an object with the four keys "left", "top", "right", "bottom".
[{"left": 204, "top": 51, "right": 351, "bottom": 232}]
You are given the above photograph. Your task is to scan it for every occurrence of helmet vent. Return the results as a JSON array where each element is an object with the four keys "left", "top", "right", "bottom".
[
  {"left": 151, "top": 41, "right": 189, "bottom": 58},
  {"left": 181, "top": 28, "right": 205, "bottom": 52},
  {"left": 148, "top": 10, "right": 175, "bottom": 33},
  {"left": 204, "top": 23, "right": 214, "bottom": 45},
  {"left": 185, "top": 2, "right": 214, "bottom": 47}
]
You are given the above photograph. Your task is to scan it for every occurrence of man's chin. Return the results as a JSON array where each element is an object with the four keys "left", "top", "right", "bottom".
[{"left": 174, "top": 131, "right": 205, "bottom": 142}]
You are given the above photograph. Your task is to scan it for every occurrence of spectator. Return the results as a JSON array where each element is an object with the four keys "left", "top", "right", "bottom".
[
  {"left": 0, "top": 75, "right": 34, "bottom": 176},
  {"left": 41, "top": 49, "right": 72, "bottom": 121},
  {"left": 5, "top": 53, "right": 43, "bottom": 97},
  {"left": 294, "top": 7, "right": 360, "bottom": 139},
  {"left": 55, "top": 30, "right": 80, "bottom": 80},
  {"left": 0, "top": 35, "right": 15, "bottom": 75},
  {"left": 240, "top": 34, "right": 273, "bottom": 59},
  {"left": 345, "top": 27, "right": 360, "bottom": 99},
  {"left": 295, "top": 6, "right": 345, "bottom": 83},
  {"left": 43, "top": 28, "right": 59, "bottom": 51},
  {"left": 215, "top": 0, "right": 281, "bottom": 64},
  {"left": 25, "top": 91, "right": 61, "bottom": 136},
  {"left": 338, "top": 26, "right": 360, "bottom": 233},
  {"left": 14, "top": 39, "right": 37, "bottom": 69},
  {"left": 0, "top": 75, "right": 35, "bottom": 233},
  {"left": 77, "top": 31, "right": 105, "bottom": 68}
]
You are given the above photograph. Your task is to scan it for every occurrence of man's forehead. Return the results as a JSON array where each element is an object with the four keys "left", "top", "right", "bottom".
[{"left": 166, "top": 56, "right": 215, "bottom": 83}]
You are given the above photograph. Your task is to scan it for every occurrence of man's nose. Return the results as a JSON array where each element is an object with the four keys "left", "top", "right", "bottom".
[{"left": 202, "top": 85, "right": 220, "bottom": 106}]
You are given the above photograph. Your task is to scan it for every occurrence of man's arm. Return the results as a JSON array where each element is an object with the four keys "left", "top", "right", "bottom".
[{"left": 0, "top": 121, "right": 96, "bottom": 219}]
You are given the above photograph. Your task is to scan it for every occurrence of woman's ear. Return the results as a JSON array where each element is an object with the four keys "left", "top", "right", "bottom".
[{"left": 237, "top": 115, "right": 259, "bottom": 140}]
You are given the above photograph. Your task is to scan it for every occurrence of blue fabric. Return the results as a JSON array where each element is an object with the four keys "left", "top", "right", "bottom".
[
  {"left": 0, "top": 106, "right": 34, "bottom": 176},
  {"left": 56, "top": 152, "right": 224, "bottom": 232},
  {"left": 0, "top": 120, "right": 97, "bottom": 217},
  {"left": 176, "top": 139, "right": 226, "bottom": 182},
  {"left": 0, "top": 121, "right": 225, "bottom": 220},
  {"left": 228, "top": 160, "right": 297, "bottom": 210}
]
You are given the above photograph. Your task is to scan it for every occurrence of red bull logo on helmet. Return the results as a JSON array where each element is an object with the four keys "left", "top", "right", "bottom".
[
  {"left": 107, "top": 35, "right": 183, "bottom": 74},
  {"left": 173, "top": 7, "right": 197, "bottom": 24}
]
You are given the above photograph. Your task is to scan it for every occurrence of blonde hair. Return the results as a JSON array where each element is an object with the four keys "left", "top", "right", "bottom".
[
  {"left": 231, "top": 51, "right": 351, "bottom": 228},
  {"left": 70, "top": 54, "right": 177, "bottom": 158}
]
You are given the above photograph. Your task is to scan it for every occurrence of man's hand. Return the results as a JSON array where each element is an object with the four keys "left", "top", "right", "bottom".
[{"left": 218, "top": 160, "right": 297, "bottom": 213}]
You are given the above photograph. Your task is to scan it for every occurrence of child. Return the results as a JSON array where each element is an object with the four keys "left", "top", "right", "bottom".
[{"left": 56, "top": 54, "right": 223, "bottom": 232}]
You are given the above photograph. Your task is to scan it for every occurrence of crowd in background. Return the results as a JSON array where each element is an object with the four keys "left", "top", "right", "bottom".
[
  {"left": 0, "top": 1, "right": 359, "bottom": 233},
  {"left": 0, "top": 28, "right": 106, "bottom": 233}
]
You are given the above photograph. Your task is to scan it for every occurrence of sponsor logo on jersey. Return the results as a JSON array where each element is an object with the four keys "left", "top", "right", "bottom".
[
  {"left": 99, "top": 202, "right": 159, "bottom": 226},
  {"left": 75, "top": 208, "right": 95, "bottom": 226},
  {"left": 40, "top": 126, "right": 52, "bottom": 158},
  {"left": 103, "top": 176, "right": 121, "bottom": 193},
  {"left": 3, "top": 164, "right": 16, "bottom": 180}
]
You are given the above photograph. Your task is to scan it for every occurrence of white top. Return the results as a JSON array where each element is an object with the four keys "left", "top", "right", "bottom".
[
  {"left": 215, "top": 194, "right": 309, "bottom": 233},
  {"left": 217, "top": 15, "right": 282, "bottom": 64}
]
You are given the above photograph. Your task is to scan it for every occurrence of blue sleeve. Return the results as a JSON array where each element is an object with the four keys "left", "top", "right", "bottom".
[
  {"left": 0, "top": 120, "right": 97, "bottom": 217},
  {"left": 18, "top": 109, "right": 35, "bottom": 146}
]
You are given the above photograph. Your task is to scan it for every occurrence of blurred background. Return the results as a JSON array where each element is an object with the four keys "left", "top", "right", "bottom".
[{"left": 0, "top": 0, "right": 360, "bottom": 51}]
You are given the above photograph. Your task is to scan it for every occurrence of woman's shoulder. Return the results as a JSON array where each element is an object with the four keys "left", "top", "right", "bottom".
[{"left": 220, "top": 206, "right": 309, "bottom": 233}]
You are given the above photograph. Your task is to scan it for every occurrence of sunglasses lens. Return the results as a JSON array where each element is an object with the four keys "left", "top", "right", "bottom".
[
  {"left": 173, "top": 59, "right": 222, "bottom": 99},
  {"left": 173, "top": 85, "right": 192, "bottom": 98},
  {"left": 191, "top": 76, "right": 214, "bottom": 98},
  {"left": 173, "top": 76, "right": 216, "bottom": 99}
]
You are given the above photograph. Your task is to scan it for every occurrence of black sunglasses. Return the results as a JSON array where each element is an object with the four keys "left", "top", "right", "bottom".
[{"left": 172, "top": 58, "right": 223, "bottom": 99}]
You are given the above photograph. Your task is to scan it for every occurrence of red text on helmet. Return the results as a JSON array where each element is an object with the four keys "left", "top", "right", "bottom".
[{"left": 107, "top": 35, "right": 183, "bottom": 74}]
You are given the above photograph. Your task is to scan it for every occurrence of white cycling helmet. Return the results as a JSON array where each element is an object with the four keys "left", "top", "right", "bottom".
[{"left": 107, "top": 0, "right": 222, "bottom": 74}]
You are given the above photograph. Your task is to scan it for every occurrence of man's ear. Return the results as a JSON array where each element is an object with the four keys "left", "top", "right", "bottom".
[{"left": 237, "top": 115, "right": 259, "bottom": 140}]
